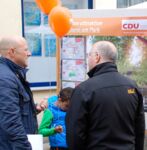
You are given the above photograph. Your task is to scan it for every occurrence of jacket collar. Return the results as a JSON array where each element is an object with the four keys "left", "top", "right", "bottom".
[
  {"left": 0, "top": 57, "right": 28, "bottom": 78},
  {"left": 87, "top": 62, "right": 118, "bottom": 78}
]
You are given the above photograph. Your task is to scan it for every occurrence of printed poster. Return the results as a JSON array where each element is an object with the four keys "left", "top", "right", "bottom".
[
  {"left": 44, "top": 34, "right": 56, "bottom": 57},
  {"left": 24, "top": 2, "right": 41, "bottom": 26},
  {"left": 62, "top": 37, "right": 85, "bottom": 59},
  {"left": 62, "top": 59, "right": 86, "bottom": 81},
  {"left": 25, "top": 33, "right": 42, "bottom": 56}
]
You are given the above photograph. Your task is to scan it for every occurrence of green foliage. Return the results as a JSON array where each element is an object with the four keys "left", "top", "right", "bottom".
[{"left": 131, "top": 61, "right": 147, "bottom": 86}]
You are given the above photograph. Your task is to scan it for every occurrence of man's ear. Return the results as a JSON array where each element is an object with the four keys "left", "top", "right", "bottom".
[
  {"left": 95, "top": 53, "right": 101, "bottom": 64},
  {"left": 8, "top": 48, "right": 15, "bottom": 57}
]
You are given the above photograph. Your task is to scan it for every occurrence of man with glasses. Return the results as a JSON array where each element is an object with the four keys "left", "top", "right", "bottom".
[
  {"left": 66, "top": 41, "right": 145, "bottom": 150},
  {"left": 0, "top": 36, "right": 47, "bottom": 150}
]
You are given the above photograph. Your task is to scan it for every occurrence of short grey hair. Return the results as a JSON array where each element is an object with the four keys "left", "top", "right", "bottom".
[
  {"left": 93, "top": 41, "right": 118, "bottom": 63},
  {"left": 0, "top": 36, "right": 26, "bottom": 56},
  {"left": 0, "top": 37, "right": 18, "bottom": 51}
]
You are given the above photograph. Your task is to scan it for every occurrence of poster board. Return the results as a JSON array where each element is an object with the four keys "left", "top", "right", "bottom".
[
  {"left": 61, "top": 36, "right": 87, "bottom": 88},
  {"left": 22, "top": 0, "right": 56, "bottom": 90}
]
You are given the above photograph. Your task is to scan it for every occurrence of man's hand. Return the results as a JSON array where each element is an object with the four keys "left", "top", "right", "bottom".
[
  {"left": 36, "top": 100, "right": 48, "bottom": 113},
  {"left": 54, "top": 125, "right": 63, "bottom": 133}
]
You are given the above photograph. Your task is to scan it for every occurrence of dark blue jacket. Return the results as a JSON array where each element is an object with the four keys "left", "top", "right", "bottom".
[{"left": 0, "top": 57, "right": 37, "bottom": 150}]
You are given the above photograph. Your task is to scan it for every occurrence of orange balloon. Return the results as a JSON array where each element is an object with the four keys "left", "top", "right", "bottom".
[
  {"left": 35, "top": 0, "right": 61, "bottom": 15},
  {"left": 49, "top": 6, "right": 72, "bottom": 38}
]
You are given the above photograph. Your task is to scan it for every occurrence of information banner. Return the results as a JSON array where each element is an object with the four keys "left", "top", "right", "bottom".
[{"left": 69, "top": 16, "right": 147, "bottom": 36}]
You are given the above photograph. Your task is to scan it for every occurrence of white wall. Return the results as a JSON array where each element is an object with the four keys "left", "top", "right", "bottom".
[
  {"left": 94, "top": 0, "right": 117, "bottom": 9},
  {"left": 0, "top": 0, "right": 22, "bottom": 36}
]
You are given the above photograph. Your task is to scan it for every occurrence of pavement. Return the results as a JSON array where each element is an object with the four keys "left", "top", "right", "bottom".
[
  {"left": 43, "top": 137, "right": 50, "bottom": 150},
  {"left": 43, "top": 136, "right": 147, "bottom": 150},
  {"left": 145, "top": 136, "right": 147, "bottom": 150}
]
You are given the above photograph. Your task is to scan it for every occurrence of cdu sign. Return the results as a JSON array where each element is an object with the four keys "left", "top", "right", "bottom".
[{"left": 122, "top": 19, "right": 147, "bottom": 30}]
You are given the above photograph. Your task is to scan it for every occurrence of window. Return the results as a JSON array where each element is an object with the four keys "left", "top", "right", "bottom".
[
  {"left": 117, "top": 0, "right": 146, "bottom": 8},
  {"left": 61, "top": 0, "right": 88, "bottom": 9}
]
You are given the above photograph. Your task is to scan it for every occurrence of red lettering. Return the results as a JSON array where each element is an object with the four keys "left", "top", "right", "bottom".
[
  {"left": 134, "top": 24, "right": 139, "bottom": 29},
  {"left": 123, "top": 24, "right": 127, "bottom": 29},
  {"left": 128, "top": 24, "right": 134, "bottom": 29},
  {"left": 123, "top": 23, "right": 139, "bottom": 29}
]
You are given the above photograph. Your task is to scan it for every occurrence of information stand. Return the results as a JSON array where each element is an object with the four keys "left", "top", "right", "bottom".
[{"left": 56, "top": 9, "right": 147, "bottom": 116}]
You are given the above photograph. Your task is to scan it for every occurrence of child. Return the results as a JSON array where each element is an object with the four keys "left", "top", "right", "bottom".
[{"left": 39, "top": 87, "right": 74, "bottom": 150}]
